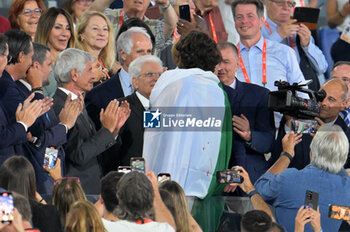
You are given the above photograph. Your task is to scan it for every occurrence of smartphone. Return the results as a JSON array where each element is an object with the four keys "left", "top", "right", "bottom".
[
  {"left": 130, "top": 157, "right": 145, "bottom": 173},
  {"left": 304, "top": 190, "right": 319, "bottom": 210},
  {"left": 0, "top": 192, "right": 14, "bottom": 223},
  {"left": 291, "top": 119, "right": 318, "bottom": 134},
  {"left": 118, "top": 166, "right": 132, "bottom": 174},
  {"left": 179, "top": 4, "right": 191, "bottom": 22},
  {"left": 157, "top": 173, "right": 171, "bottom": 183},
  {"left": 216, "top": 170, "right": 243, "bottom": 184},
  {"left": 43, "top": 147, "right": 58, "bottom": 169},
  {"left": 328, "top": 204, "right": 350, "bottom": 220},
  {"left": 293, "top": 7, "right": 320, "bottom": 30}
]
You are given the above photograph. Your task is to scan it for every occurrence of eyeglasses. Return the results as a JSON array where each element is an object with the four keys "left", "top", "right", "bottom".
[
  {"left": 22, "top": 8, "right": 43, "bottom": 17},
  {"left": 53, "top": 177, "right": 80, "bottom": 187},
  {"left": 269, "top": 0, "right": 296, "bottom": 7},
  {"left": 139, "top": 72, "right": 162, "bottom": 78}
]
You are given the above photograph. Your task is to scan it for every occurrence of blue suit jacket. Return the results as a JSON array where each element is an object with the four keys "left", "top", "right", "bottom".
[
  {"left": 15, "top": 80, "right": 67, "bottom": 194},
  {"left": 0, "top": 102, "right": 27, "bottom": 165},
  {"left": 224, "top": 80, "right": 275, "bottom": 184},
  {"left": 85, "top": 70, "right": 124, "bottom": 130},
  {"left": 0, "top": 72, "right": 66, "bottom": 194}
]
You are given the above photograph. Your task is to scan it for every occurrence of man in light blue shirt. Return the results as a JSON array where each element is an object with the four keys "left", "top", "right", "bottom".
[
  {"left": 232, "top": 0, "right": 306, "bottom": 93},
  {"left": 262, "top": 0, "right": 328, "bottom": 91}
]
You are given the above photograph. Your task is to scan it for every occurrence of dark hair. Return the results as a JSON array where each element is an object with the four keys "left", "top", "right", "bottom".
[
  {"left": 159, "top": 189, "right": 176, "bottom": 217},
  {"left": 271, "top": 222, "right": 285, "bottom": 232},
  {"left": 241, "top": 210, "right": 272, "bottom": 232},
  {"left": 174, "top": 30, "right": 221, "bottom": 72},
  {"left": 4, "top": 30, "right": 32, "bottom": 65},
  {"left": 61, "top": 0, "right": 75, "bottom": 16},
  {"left": 32, "top": 42, "right": 50, "bottom": 64},
  {"left": 101, "top": 171, "right": 124, "bottom": 213},
  {"left": 12, "top": 192, "right": 32, "bottom": 222},
  {"left": 52, "top": 178, "right": 87, "bottom": 226},
  {"left": 332, "top": 61, "right": 350, "bottom": 70},
  {"left": 0, "top": 156, "right": 36, "bottom": 201},
  {"left": 232, "top": 0, "right": 265, "bottom": 18},
  {"left": 0, "top": 34, "right": 8, "bottom": 55},
  {"left": 116, "top": 17, "right": 156, "bottom": 49},
  {"left": 8, "top": 0, "right": 46, "bottom": 30},
  {"left": 116, "top": 171, "right": 155, "bottom": 222},
  {"left": 217, "top": 41, "right": 239, "bottom": 58},
  {"left": 35, "top": 7, "right": 75, "bottom": 49}
]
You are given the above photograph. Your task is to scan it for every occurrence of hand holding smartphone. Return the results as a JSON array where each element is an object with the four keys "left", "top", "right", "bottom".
[
  {"left": 304, "top": 190, "right": 319, "bottom": 210},
  {"left": 130, "top": 157, "right": 145, "bottom": 173},
  {"left": 179, "top": 4, "right": 191, "bottom": 22},
  {"left": 0, "top": 192, "right": 14, "bottom": 223}
]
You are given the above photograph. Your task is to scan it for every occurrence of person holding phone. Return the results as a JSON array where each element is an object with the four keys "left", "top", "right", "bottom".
[
  {"left": 255, "top": 125, "right": 350, "bottom": 232},
  {"left": 262, "top": 0, "right": 327, "bottom": 92}
]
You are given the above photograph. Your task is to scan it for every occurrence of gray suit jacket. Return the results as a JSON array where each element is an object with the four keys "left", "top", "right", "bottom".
[{"left": 52, "top": 88, "right": 116, "bottom": 194}]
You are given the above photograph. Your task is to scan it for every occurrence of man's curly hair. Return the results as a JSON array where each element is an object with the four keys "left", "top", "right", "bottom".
[{"left": 174, "top": 30, "right": 222, "bottom": 72}]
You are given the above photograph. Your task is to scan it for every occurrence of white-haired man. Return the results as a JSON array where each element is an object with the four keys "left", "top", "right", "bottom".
[
  {"left": 255, "top": 125, "right": 350, "bottom": 232},
  {"left": 52, "top": 48, "right": 130, "bottom": 194}
]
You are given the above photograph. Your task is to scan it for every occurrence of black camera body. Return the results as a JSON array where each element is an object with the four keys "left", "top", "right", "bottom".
[{"left": 268, "top": 81, "right": 326, "bottom": 119}]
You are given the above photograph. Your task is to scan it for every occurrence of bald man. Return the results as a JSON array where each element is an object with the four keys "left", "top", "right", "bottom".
[{"left": 271, "top": 79, "right": 350, "bottom": 170}]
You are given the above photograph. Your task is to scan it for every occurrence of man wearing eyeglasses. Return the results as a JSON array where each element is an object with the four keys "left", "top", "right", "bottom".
[
  {"left": 331, "top": 61, "right": 350, "bottom": 127},
  {"left": 262, "top": 0, "right": 327, "bottom": 91},
  {"left": 112, "top": 55, "right": 163, "bottom": 171}
]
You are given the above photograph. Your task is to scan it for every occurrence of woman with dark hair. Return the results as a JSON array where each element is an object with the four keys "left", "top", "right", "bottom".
[
  {"left": 8, "top": 0, "right": 46, "bottom": 40},
  {"left": 52, "top": 178, "right": 87, "bottom": 226},
  {"left": 0, "top": 156, "right": 63, "bottom": 232},
  {"left": 35, "top": 7, "right": 75, "bottom": 97}
]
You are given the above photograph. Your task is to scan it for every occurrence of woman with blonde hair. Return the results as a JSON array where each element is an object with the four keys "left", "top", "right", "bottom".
[
  {"left": 159, "top": 181, "right": 202, "bottom": 232},
  {"left": 75, "top": 11, "right": 116, "bottom": 82},
  {"left": 35, "top": 7, "right": 75, "bottom": 97},
  {"left": 65, "top": 200, "right": 106, "bottom": 232},
  {"left": 52, "top": 177, "right": 87, "bottom": 226}
]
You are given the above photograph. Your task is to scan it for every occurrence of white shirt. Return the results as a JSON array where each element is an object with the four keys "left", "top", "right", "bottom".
[
  {"left": 103, "top": 220, "right": 174, "bottom": 232},
  {"left": 58, "top": 87, "right": 78, "bottom": 100},
  {"left": 136, "top": 91, "right": 150, "bottom": 109}
]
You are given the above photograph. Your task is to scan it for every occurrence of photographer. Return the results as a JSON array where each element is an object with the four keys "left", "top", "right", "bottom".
[
  {"left": 256, "top": 125, "right": 350, "bottom": 232},
  {"left": 271, "top": 79, "right": 350, "bottom": 170}
]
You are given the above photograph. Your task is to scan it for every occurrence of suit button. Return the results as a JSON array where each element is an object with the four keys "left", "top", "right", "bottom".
[{"left": 107, "top": 142, "right": 114, "bottom": 148}]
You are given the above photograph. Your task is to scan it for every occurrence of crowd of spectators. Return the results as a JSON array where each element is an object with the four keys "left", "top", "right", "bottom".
[{"left": 0, "top": 0, "right": 350, "bottom": 231}]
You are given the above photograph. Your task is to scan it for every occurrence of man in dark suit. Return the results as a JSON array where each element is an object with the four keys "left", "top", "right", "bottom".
[
  {"left": 0, "top": 34, "right": 42, "bottom": 165},
  {"left": 102, "top": 55, "right": 163, "bottom": 173},
  {"left": 15, "top": 42, "right": 81, "bottom": 194},
  {"left": 85, "top": 27, "right": 153, "bottom": 130},
  {"left": 271, "top": 79, "right": 350, "bottom": 170},
  {"left": 216, "top": 42, "right": 275, "bottom": 185},
  {"left": 52, "top": 48, "right": 130, "bottom": 194}
]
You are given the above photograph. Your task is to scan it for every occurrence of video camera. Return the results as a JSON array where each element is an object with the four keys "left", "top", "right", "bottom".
[{"left": 268, "top": 81, "right": 326, "bottom": 119}]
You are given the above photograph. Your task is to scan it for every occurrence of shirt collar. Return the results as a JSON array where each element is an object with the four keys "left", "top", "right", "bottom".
[
  {"left": 120, "top": 67, "right": 131, "bottom": 84},
  {"left": 135, "top": 91, "right": 150, "bottom": 109},
  {"left": 18, "top": 79, "right": 32, "bottom": 91},
  {"left": 58, "top": 87, "right": 78, "bottom": 100},
  {"left": 324, "top": 117, "right": 338, "bottom": 126},
  {"left": 239, "top": 35, "right": 264, "bottom": 52},
  {"left": 229, "top": 78, "right": 237, "bottom": 89}
]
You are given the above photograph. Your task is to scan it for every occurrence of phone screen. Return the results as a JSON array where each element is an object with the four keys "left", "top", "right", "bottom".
[
  {"left": 118, "top": 166, "right": 132, "bottom": 174},
  {"left": 179, "top": 4, "right": 191, "bottom": 22},
  {"left": 157, "top": 173, "right": 171, "bottom": 183},
  {"left": 328, "top": 204, "right": 350, "bottom": 220},
  {"left": 130, "top": 158, "right": 145, "bottom": 173},
  {"left": 43, "top": 147, "right": 58, "bottom": 169},
  {"left": 0, "top": 192, "right": 14, "bottom": 223}
]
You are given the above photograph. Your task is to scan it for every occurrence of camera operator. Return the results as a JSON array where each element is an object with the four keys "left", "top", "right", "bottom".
[{"left": 271, "top": 79, "right": 350, "bottom": 169}]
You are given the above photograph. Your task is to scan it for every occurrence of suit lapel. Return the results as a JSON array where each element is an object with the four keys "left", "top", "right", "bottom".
[{"left": 128, "top": 93, "right": 145, "bottom": 122}]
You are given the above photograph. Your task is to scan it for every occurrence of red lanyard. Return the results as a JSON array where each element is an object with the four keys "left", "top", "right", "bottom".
[
  {"left": 208, "top": 12, "right": 218, "bottom": 43},
  {"left": 173, "top": 29, "right": 180, "bottom": 41},
  {"left": 99, "top": 60, "right": 110, "bottom": 79},
  {"left": 136, "top": 219, "right": 153, "bottom": 224},
  {"left": 119, "top": 10, "right": 124, "bottom": 28},
  {"left": 237, "top": 38, "right": 267, "bottom": 86},
  {"left": 264, "top": 20, "right": 295, "bottom": 50}
]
